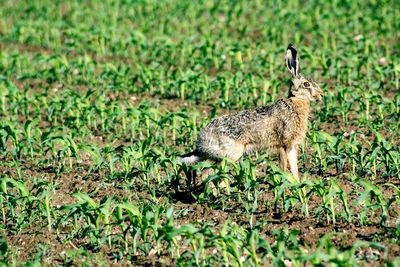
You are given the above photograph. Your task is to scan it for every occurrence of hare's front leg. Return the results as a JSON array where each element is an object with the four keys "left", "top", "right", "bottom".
[
  {"left": 287, "top": 146, "right": 299, "bottom": 179},
  {"left": 279, "top": 147, "right": 288, "bottom": 171}
]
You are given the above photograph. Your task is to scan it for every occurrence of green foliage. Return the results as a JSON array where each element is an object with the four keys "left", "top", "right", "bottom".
[{"left": 0, "top": 0, "right": 399, "bottom": 265}]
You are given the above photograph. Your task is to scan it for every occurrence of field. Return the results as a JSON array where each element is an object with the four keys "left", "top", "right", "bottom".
[{"left": 0, "top": 0, "right": 399, "bottom": 266}]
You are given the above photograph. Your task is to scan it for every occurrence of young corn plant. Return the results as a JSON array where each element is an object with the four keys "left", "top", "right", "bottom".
[
  {"left": 60, "top": 192, "right": 113, "bottom": 249},
  {"left": 265, "top": 164, "right": 309, "bottom": 217},
  {"left": 311, "top": 179, "right": 350, "bottom": 224},
  {"left": 0, "top": 177, "right": 53, "bottom": 232},
  {"left": 357, "top": 181, "right": 388, "bottom": 226}
]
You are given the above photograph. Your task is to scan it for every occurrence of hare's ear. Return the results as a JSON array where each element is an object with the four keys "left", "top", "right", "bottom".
[{"left": 286, "top": 44, "right": 300, "bottom": 77}]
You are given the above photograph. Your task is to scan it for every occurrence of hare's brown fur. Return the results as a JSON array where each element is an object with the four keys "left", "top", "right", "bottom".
[
  {"left": 198, "top": 97, "right": 310, "bottom": 157},
  {"left": 178, "top": 44, "right": 323, "bottom": 179}
]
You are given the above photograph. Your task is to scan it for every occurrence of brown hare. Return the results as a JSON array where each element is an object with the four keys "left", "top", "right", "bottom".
[{"left": 178, "top": 44, "right": 323, "bottom": 181}]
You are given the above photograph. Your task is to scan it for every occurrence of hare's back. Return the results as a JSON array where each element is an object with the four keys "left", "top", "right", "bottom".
[
  {"left": 200, "top": 100, "right": 290, "bottom": 140},
  {"left": 201, "top": 109, "right": 259, "bottom": 140}
]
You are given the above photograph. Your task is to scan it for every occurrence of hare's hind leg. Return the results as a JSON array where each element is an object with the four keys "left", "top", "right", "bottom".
[
  {"left": 224, "top": 142, "right": 245, "bottom": 162},
  {"left": 201, "top": 136, "right": 245, "bottom": 162},
  {"left": 199, "top": 141, "right": 244, "bottom": 183},
  {"left": 287, "top": 146, "right": 299, "bottom": 179},
  {"left": 197, "top": 139, "right": 245, "bottom": 193}
]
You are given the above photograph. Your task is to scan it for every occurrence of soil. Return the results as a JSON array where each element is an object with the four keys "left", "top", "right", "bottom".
[
  {"left": 1, "top": 42, "right": 399, "bottom": 265},
  {"left": 2, "top": 152, "right": 399, "bottom": 266}
]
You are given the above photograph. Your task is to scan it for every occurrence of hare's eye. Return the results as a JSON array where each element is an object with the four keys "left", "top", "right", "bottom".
[{"left": 303, "top": 82, "right": 310, "bottom": 87}]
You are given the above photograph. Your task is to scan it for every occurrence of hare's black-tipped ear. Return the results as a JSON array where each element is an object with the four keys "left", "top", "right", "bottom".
[{"left": 286, "top": 44, "right": 300, "bottom": 77}]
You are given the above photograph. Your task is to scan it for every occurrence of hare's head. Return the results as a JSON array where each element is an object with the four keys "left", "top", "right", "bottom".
[{"left": 286, "top": 44, "right": 323, "bottom": 101}]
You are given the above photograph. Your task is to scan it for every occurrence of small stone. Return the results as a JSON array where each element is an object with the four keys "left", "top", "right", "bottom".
[
  {"left": 378, "top": 57, "right": 388, "bottom": 66},
  {"left": 354, "top": 34, "right": 363, "bottom": 41}
]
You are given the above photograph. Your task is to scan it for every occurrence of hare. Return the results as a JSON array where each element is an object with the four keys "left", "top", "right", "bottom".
[{"left": 178, "top": 44, "right": 323, "bottom": 180}]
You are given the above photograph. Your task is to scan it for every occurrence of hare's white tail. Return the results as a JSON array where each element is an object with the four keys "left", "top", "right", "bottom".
[{"left": 177, "top": 150, "right": 202, "bottom": 165}]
